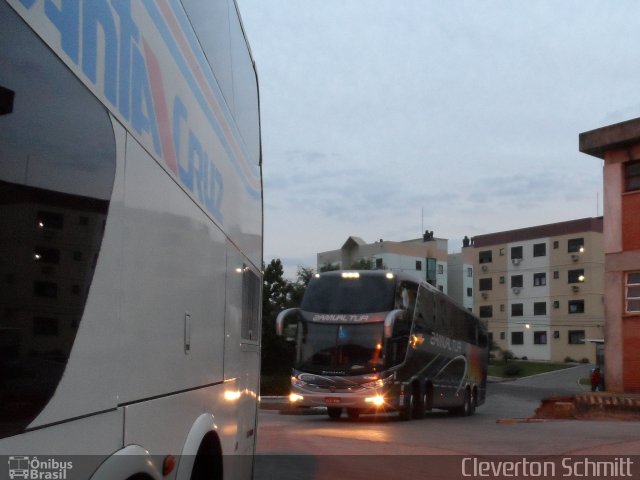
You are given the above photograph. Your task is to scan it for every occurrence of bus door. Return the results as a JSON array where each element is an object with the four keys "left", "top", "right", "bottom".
[{"left": 224, "top": 245, "right": 260, "bottom": 460}]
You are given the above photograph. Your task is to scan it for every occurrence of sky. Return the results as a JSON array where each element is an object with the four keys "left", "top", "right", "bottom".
[{"left": 236, "top": 1, "right": 640, "bottom": 278}]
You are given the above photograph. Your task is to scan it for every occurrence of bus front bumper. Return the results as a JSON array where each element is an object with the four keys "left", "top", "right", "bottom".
[{"left": 287, "top": 385, "right": 401, "bottom": 411}]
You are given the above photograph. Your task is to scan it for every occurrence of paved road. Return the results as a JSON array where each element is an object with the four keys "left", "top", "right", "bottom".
[{"left": 255, "top": 366, "right": 640, "bottom": 479}]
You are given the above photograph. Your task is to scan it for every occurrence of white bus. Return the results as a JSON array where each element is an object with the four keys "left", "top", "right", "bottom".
[
  {"left": 277, "top": 271, "right": 488, "bottom": 420},
  {"left": 0, "top": 1, "right": 262, "bottom": 478}
]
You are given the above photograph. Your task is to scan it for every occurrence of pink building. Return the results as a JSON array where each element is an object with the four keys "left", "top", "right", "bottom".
[{"left": 580, "top": 118, "right": 640, "bottom": 393}]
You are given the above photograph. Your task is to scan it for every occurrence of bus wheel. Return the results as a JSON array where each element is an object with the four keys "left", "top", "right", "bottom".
[
  {"left": 398, "top": 391, "right": 413, "bottom": 421},
  {"left": 327, "top": 407, "right": 342, "bottom": 419},
  {"left": 346, "top": 408, "right": 360, "bottom": 420},
  {"left": 461, "top": 389, "right": 474, "bottom": 416},
  {"left": 399, "top": 385, "right": 421, "bottom": 421},
  {"left": 412, "top": 384, "right": 425, "bottom": 419}
]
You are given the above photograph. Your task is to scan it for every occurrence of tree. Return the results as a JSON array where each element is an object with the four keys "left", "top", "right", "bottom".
[
  {"left": 289, "top": 266, "right": 315, "bottom": 306},
  {"left": 261, "top": 259, "right": 294, "bottom": 375}
]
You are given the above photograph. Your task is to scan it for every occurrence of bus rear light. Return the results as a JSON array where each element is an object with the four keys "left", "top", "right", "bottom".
[
  {"left": 289, "top": 393, "right": 304, "bottom": 403},
  {"left": 162, "top": 455, "right": 176, "bottom": 476}
]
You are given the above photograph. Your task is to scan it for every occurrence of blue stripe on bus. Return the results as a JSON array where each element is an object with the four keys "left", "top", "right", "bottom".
[{"left": 142, "top": 0, "right": 260, "bottom": 200}]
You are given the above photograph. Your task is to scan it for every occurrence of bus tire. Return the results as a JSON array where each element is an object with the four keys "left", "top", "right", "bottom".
[
  {"left": 191, "top": 433, "right": 223, "bottom": 480},
  {"left": 346, "top": 408, "right": 360, "bottom": 420},
  {"left": 398, "top": 391, "right": 413, "bottom": 421},
  {"left": 461, "top": 388, "right": 474, "bottom": 417},
  {"left": 412, "top": 383, "right": 425, "bottom": 419},
  {"left": 424, "top": 383, "right": 434, "bottom": 412},
  {"left": 327, "top": 407, "right": 342, "bottom": 419}
]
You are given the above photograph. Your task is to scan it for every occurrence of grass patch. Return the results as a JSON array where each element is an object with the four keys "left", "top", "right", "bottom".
[{"left": 488, "top": 360, "right": 574, "bottom": 378}]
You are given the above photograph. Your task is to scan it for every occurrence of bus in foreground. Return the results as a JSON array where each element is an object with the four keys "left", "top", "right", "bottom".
[
  {"left": 1, "top": 0, "right": 262, "bottom": 478},
  {"left": 277, "top": 270, "right": 488, "bottom": 420}
]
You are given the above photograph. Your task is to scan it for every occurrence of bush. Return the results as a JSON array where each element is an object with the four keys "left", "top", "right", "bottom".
[
  {"left": 564, "top": 356, "right": 576, "bottom": 363},
  {"left": 521, "top": 356, "right": 528, "bottom": 361},
  {"left": 504, "top": 363, "right": 524, "bottom": 377},
  {"left": 260, "top": 374, "right": 291, "bottom": 396},
  {"left": 580, "top": 358, "right": 590, "bottom": 364},
  {"left": 502, "top": 350, "right": 514, "bottom": 364}
]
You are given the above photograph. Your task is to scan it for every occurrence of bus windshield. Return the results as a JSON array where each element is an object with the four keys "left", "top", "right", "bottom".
[
  {"left": 297, "top": 321, "right": 385, "bottom": 375},
  {"left": 301, "top": 275, "right": 396, "bottom": 314}
]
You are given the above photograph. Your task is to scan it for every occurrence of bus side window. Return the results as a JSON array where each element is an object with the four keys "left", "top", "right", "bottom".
[
  {"left": 414, "top": 286, "right": 435, "bottom": 334},
  {"left": 396, "top": 281, "right": 418, "bottom": 318}
]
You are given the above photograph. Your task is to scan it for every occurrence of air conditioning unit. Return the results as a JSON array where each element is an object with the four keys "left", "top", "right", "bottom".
[
  {"left": 481, "top": 265, "right": 488, "bottom": 272},
  {"left": 481, "top": 292, "right": 488, "bottom": 299},
  {"left": 512, "top": 258, "right": 522, "bottom": 265},
  {"left": 512, "top": 287, "right": 521, "bottom": 294}
]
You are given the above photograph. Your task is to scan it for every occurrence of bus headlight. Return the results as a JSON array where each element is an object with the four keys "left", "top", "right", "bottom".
[
  {"left": 289, "top": 393, "right": 304, "bottom": 403},
  {"left": 365, "top": 395, "right": 385, "bottom": 406},
  {"left": 362, "top": 375, "right": 392, "bottom": 390}
]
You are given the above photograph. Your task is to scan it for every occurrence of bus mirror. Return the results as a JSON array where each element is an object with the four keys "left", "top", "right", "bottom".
[
  {"left": 384, "top": 309, "right": 404, "bottom": 338},
  {"left": 275, "top": 308, "right": 301, "bottom": 338}
]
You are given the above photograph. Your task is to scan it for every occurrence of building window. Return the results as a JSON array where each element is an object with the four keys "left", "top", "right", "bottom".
[
  {"left": 37, "top": 211, "right": 64, "bottom": 230},
  {"left": 553, "top": 241, "right": 559, "bottom": 249},
  {"left": 34, "top": 281, "right": 58, "bottom": 298},
  {"left": 568, "top": 269, "right": 584, "bottom": 284},
  {"left": 415, "top": 260, "right": 422, "bottom": 271},
  {"left": 568, "top": 330, "right": 585, "bottom": 345},
  {"left": 438, "top": 285, "right": 444, "bottom": 292},
  {"left": 534, "top": 331, "right": 547, "bottom": 345},
  {"left": 568, "top": 300, "right": 585, "bottom": 314},
  {"left": 534, "top": 302, "right": 547, "bottom": 315},
  {"left": 479, "top": 305, "right": 493, "bottom": 318},
  {"left": 511, "top": 303, "right": 523, "bottom": 316},
  {"left": 33, "top": 317, "right": 59, "bottom": 336},
  {"left": 568, "top": 238, "right": 584, "bottom": 253},
  {"left": 511, "top": 275, "right": 523, "bottom": 288},
  {"left": 499, "top": 248, "right": 505, "bottom": 256},
  {"left": 554, "top": 331, "right": 560, "bottom": 339},
  {"left": 34, "top": 247, "right": 60, "bottom": 265},
  {"left": 625, "top": 160, "right": 640, "bottom": 191},
  {"left": 479, "top": 278, "right": 492, "bottom": 291},
  {"left": 533, "top": 243, "right": 546, "bottom": 257},
  {"left": 625, "top": 272, "right": 640, "bottom": 313},
  {"left": 375, "top": 258, "right": 383, "bottom": 269},
  {"left": 488, "top": 332, "right": 494, "bottom": 343},
  {"left": 438, "top": 264, "right": 444, "bottom": 274},
  {"left": 479, "top": 250, "right": 492, "bottom": 264},
  {"left": 500, "top": 304, "right": 505, "bottom": 312},
  {"left": 553, "top": 271, "right": 559, "bottom": 279},
  {"left": 553, "top": 300, "right": 560, "bottom": 309},
  {"left": 499, "top": 276, "right": 505, "bottom": 284},
  {"left": 466, "top": 287, "right": 472, "bottom": 297},
  {"left": 467, "top": 267, "right": 472, "bottom": 277},
  {"left": 511, "top": 246, "right": 523, "bottom": 260},
  {"left": 533, "top": 273, "right": 546, "bottom": 286},
  {"left": 500, "top": 332, "right": 505, "bottom": 340},
  {"left": 511, "top": 332, "right": 524, "bottom": 345}
]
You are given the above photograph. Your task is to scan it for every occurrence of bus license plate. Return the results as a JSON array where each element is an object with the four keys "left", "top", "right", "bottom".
[{"left": 325, "top": 397, "right": 341, "bottom": 404}]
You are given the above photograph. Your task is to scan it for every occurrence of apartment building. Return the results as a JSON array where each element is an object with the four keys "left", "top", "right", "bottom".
[
  {"left": 581, "top": 118, "right": 640, "bottom": 392},
  {"left": 447, "top": 247, "right": 475, "bottom": 311},
  {"left": 317, "top": 232, "right": 449, "bottom": 292},
  {"left": 471, "top": 218, "right": 604, "bottom": 363}
]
